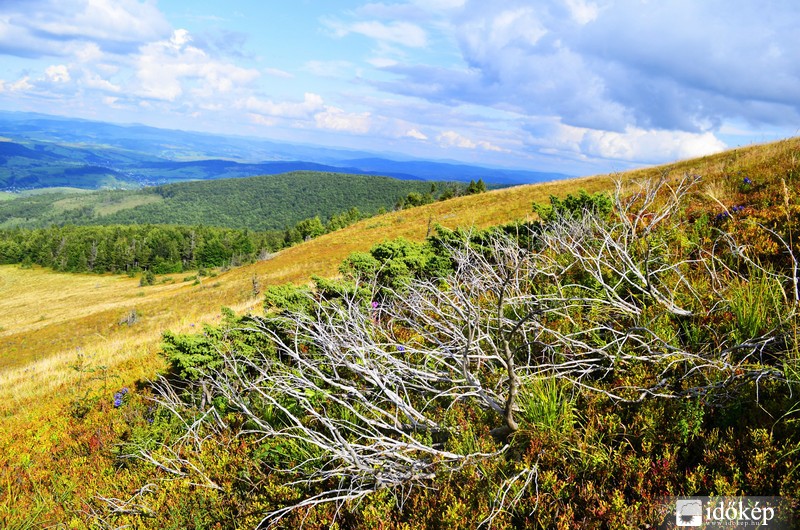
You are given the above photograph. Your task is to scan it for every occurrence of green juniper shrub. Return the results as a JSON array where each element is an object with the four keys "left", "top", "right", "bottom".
[
  {"left": 263, "top": 283, "right": 314, "bottom": 315},
  {"left": 139, "top": 269, "right": 155, "bottom": 286},
  {"left": 533, "top": 189, "right": 613, "bottom": 222}
]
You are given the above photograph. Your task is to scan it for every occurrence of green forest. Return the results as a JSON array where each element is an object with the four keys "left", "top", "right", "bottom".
[
  {"left": 0, "top": 224, "right": 272, "bottom": 273},
  {"left": 0, "top": 171, "right": 472, "bottom": 231},
  {"left": 0, "top": 173, "right": 487, "bottom": 276}
]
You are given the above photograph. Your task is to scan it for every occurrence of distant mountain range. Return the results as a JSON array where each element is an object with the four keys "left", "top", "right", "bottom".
[{"left": 0, "top": 111, "right": 571, "bottom": 191}]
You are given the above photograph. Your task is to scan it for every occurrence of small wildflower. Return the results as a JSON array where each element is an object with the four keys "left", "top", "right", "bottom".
[
  {"left": 743, "top": 177, "right": 753, "bottom": 185},
  {"left": 113, "top": 387, "right": 130, "bottom": 408},
  {"left": 371, "top": 301, "right": 378, "bottom": 309},
  {"left": 397, "top": 345, "right": 406, "bottom": 352}
]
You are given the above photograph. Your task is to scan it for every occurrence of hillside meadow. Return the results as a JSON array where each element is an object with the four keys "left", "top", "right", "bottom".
[
  {"left": 0, "top": 169, "right": 611, "bottom": 413},
  {"left": 1, "top": 136, "right": 800, "bottom": 527}
]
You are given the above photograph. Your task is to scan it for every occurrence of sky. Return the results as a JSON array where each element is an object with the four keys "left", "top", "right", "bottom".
[{"left": 0, "top": 0, "right": 798, "bottom": 175}]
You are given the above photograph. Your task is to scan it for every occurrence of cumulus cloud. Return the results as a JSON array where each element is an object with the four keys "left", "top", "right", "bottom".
[
  {"left": 0, "top": 76, "right": 33, "bottom": 93},
  {"left": 0, "top": 0, "right": 171, "bottom": 57},
  {"left": 134, "top": 29, "right": 259, "bottom": 101},
  {"left": 325, "top": 18, "right": 428, "bottom": 48},
  {"left": 378, "top": 0, "right": 800, "bottom": 135},
  {"left": 314, "top": 107, "right": 372, "bottom": 134},
  {"left": 45, "top": 65, "right": 70, "bottom": 83},
  {"left": 526, "top": 120, "right": 727, "bottom": 165},
  {"left": 80, "top": 71, "right": 121, "bottom": 92},
  {"left": 405, "top": 128, "right": 428, "bottom": 140},
  {"left": 438, "top": 130, "right": 505, "bottom": 152},
  {"left": 579, "top": 128, "right": 727, "bottom": 163},
  {"left": 245, "top": 93, "right": 325, "bottom": 119}
]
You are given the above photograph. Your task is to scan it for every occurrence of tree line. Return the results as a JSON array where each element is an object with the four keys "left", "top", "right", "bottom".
[
  {"left": 0, "top": 224, "right": 272, "bottom": 273},
  {"left": 0, "top": 206, "right": 369, "bottom": 274}
]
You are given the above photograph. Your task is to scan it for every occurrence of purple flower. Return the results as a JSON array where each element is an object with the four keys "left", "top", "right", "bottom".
[
  {"left": 743, "top": 177, "right": 753, "bottom": 185},
  {"left": 371, "top": 301, "right": 378, "bottom": 309},
  {"left": 397, "top": 345, "right": 405, "bottom": 352},
  {"left": 113, "top": 387, "right": 130, "bottom": 408}
]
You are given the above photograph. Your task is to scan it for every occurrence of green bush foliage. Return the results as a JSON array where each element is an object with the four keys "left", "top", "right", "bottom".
[{"left": 533, "top": 188, "right": 613, "bottom": 222}]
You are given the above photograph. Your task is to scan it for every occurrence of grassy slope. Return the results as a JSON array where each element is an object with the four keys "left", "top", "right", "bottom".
[
  {"left": 4, "top": 138, "right": 800, "bottom": 411},
  {"left": 0, "top": 137, "right": 798, "bottom": 525}
]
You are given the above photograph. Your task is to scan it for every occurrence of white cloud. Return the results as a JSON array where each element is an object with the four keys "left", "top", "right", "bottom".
[
  {"left": 580, "top": 128, "right": 727, "bottom": 163},
  {"left": 382, "top": 0, "right": 800, "bottom": 136},
  {"left": 248, "top": 113, "right": 278, "bottom": 127},
  {"left": 354, "top": 21, "right": 427, "bottom": 47},
  {"left": 45, "top": 64, "right": 70, "bottom": 83},
  {"left": 326, "top": 18, "right": 427, "bottom": 48},
  {"left": 0, "top": 0, "right": 171, "bottom": 57},
  {"left": 81, "top": 71, "right": 121, "bottom": 92},
  {"left": 264, "top": 67, "right": 293, "bottom": 79},
  {"left": 438, "top": 130, "right": 504, "bottom": 151},
  {"left": 73, "top": 42, "right": 104, "bottom": 63},
  {"left": 405, "top": 128, "right": 428, "bottom": 140},
  {"left": 244, "top": 93, "right": 325, "bottom": 119},
  {"left": 564, "top": 0, "right": 600, "bottom": 24},
  {"left": 0, "top": 76, "right": 33, "bottom": 93},
  {"left": 314, "top": 107, "right": 372, "bottom": 134},
  {"left": 169, "top": 28, "right": 192, "bottom": 48},
  {"left": 134, "top": 29, "right": 259, "bottom": 101},
  {"left": 536, "top": 121, "right": 727, "bottom": 164}
]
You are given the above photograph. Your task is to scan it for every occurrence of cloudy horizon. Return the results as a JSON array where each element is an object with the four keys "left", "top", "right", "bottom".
[{"left": 0, "top": 0, "right": 797, "bottom": 175}]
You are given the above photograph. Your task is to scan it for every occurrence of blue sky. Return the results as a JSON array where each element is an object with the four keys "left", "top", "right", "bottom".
[{"left": 0, "top": 0, "right": 798, "bottom": 175}]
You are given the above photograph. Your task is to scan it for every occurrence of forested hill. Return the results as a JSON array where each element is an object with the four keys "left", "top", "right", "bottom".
[{"left": 0, "top": 171, "right": 464, "bottom": 231}]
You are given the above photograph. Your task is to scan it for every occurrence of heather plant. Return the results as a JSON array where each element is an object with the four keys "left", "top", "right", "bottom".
[{"left": 100, "top": 175, "right": 800, "bottom": 527}]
